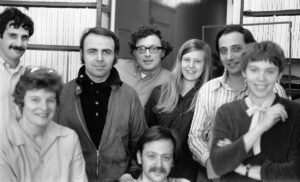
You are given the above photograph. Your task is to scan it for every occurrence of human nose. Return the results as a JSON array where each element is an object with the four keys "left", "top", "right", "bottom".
[
  {"left": 226, "top": 50, "right": 234, "bottom": 60},
  {"left": 155, "top": 156, "right": 163, "bottom": 167},
  {"left": 144, "top": 48, "right": 151, "bottom": 56},
  {"left": 258, "top": 71, "right": 266, "bottom": 81},
  {"left": 96, "top": 52, "right": 104, "bottom": 61},
  {"left": 39, "top": 100, "right": 48, "bottom": 111},
  {"left": 189, "top": 60, "right": 195, "bottom": 68}
]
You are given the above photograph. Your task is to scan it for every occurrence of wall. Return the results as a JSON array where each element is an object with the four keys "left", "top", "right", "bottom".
[{"left": 114, "top": 0, "right": 227, "bottom": 69}]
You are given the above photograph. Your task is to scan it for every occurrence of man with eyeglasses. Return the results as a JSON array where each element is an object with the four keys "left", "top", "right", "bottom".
[
  {"left": 0, "top": 7, "right": 34, "bottom": 133},
  {"left": 115, "top": 25, "right": 173, "bottom": 107}
]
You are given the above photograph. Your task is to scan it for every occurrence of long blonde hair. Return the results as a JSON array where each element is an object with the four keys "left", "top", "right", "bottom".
[{"left": 155, "top": 39, "right": 212, "bottom": 113}]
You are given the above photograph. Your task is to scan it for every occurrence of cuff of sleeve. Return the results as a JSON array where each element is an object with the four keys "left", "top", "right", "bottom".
[{"left": 201, "top": 151, "right": 210, "bottom": 167}]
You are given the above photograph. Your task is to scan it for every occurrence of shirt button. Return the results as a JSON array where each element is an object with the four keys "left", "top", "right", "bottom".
[
  {"left": 96, "top": 112, "right": 99, "bottom": 116},
  {"left": 95, "top": 101, "right": 99, "bottom": 105},
  {"left": 96, "top": 91, "right": 99, "bottom": 94}
]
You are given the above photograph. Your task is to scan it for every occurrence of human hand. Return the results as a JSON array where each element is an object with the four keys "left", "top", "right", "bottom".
[
  {"left": 118, "top": 173, "right": 137, "bottom": 182},
  {"left": 217, "top": 138, "right": 232, "bottom": 147},
  {"left": 259, "top": 103, "right": 287, "bottom": 132}
]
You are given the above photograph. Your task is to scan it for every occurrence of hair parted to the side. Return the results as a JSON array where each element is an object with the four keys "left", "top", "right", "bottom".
[
  {"left": 215, "top": 24, "right": 256, "bottom": 54},
  {"left": 79, "top": 27, "right": 120, "bottom": 64},
  {"left": 0, "top": 7, "right": 34, "bottom": 38},
  {"left": 128, "top": 25, "right": 173, "bottom": 59},
  {"left": 155, "top": 39, "right": 212, "bottom": 113},
  {"left": 241, "top": 41, "right": 285, "bottom": 73},
  {"left": 136, "top": 126, "right": 179, "bottom": 159},
  {"left": 13, "top": 67, "right": 63, "bottom": 112}
]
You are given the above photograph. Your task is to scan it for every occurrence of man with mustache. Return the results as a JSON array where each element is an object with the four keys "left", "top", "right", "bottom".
[
  {"left": 135, "top": 126, "right": 189, "bottom": 182},
  {"left": 0, "top": 7, "right": 34, "bottom": 133}
]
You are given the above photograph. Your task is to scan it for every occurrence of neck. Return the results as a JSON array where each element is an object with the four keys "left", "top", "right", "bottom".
[
  {"left": 0, "top": 54, "right": 19, "bottom": 68},
  {"left": 19, "top": 118, "right": 47, "bottom": 145},
  {"left": 182, "top": 79, "right": 196, "bottom": 96},
  {"left": 226, "top": 73, "right": 245, "bottom": 90},
  {"left": 249, "top": 93, "right": 275, "bottom": 106},
  {"left": 140, "top": 66, "right": 161, "bottom": 76}
]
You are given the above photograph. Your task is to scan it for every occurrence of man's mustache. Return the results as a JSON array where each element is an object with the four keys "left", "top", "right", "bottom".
[
  {"left": 149, "top": 167, "right": 167, "bottom": 174},
  {"left": 9, "top": 45, "right": 25, "bottom": 52}
]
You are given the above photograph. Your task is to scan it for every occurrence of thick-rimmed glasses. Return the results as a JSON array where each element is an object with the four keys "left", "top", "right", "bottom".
[{"left": 134, "top": 46, "right": 163, "bottom": 54}]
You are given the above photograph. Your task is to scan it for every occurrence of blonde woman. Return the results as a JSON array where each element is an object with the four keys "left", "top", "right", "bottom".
[{"left": 144, "top": 39, "right": 212, "bottom": 182}]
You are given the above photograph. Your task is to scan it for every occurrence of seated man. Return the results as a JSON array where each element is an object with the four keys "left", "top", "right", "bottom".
[
  {"left": 210, "top": 41, "right": 300, "bottom": 181},
  {"left": 135, "top": 126, "right": 190, "bottom": 182}
]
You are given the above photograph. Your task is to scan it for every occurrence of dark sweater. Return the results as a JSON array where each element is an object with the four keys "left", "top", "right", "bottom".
[
  {"left": 210, "top": 95, "right": 300, "bottom": 182},
  {"left": 144, "top": 83, "right": 209, "bottom": 182}
]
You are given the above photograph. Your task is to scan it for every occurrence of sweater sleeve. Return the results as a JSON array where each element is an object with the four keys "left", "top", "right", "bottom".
[
  {"left": 126, "top": 91, "right": 148, "bottom": 178},
  {"left": 144, "top": 86, "right": 160, "bottom": 127},
  {"left": 210, "top": 104, "right": 249, "bottom": 176},
  {"left": 261, "top": 103, "right": 300, "bottom": 181}
]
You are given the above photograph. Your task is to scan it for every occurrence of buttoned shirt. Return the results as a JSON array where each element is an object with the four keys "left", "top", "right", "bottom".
[
  {"left": 0, "top": 57, "right": 25, "bottom": 134},
  {"left": 188, "top": 71, "right": 288, "bottom": 166},
  {"left": 0, "top": 121, "right": 87, "bottom": 182},
  {"left": 115, "top": 59, "right": 172, "bottom": 107}
]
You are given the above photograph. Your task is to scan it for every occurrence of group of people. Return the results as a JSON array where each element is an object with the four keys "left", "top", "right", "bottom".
[{"left": 0, "top": 7, "right": 299, "bottom": 182}]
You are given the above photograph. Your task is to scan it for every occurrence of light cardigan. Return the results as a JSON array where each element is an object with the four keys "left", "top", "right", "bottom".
[
  {"left": 210, "top": 95, "right": 300, "bottom": 182},
  {"left": 0, "top": 121, "right": 87, "bottom": 182}
]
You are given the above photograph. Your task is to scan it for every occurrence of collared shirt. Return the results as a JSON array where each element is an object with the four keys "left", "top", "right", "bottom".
[
  {"left": 0, "top": 57, "right": 25, "bottom": 134},
  {"left": 115, "top": 59, "right": 172, "bottom": 107},
  {"left": 137, "top": 175, "right": 190, "bottom": 182},
  {"left": 0, "top": 121, "right": 87, "bottom": 182},
  {"left": 188, "top": 71, "right": 288, "bottom": 166}
]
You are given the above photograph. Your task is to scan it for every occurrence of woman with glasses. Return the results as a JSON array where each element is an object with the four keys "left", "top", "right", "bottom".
[
  {"left": 144, "top": 39, "right": 212, "bottom": 182},
  {"left": 0, "top": 67, "right": 87, "bottom": 182}
]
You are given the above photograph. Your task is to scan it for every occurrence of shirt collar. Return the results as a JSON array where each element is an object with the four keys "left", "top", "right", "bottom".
[
  {"left": 8, "top": 121, "right": 67, "bottom": 146},
  {"left": 0, "top": 56, "right": 24, "bottom": 72},
  {"left": 76, "top": 65, "right": 123, "bottom": 92},
  {"left": 136, "top": 63, "right": 162, "bottom": 79}
]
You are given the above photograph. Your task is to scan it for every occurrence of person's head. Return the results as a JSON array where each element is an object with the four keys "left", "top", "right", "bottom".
[
  {"left": 129, "top": 25, "right": 173, "bottom": 73},
  {"left": 0, "top": 7, "right": 34, "bottom": 67},
  {"left": 136, "top": 126, "right": 178, "bottom": 182},
  {"left": 13, "top": 67, "right": 63, "bottom": 127},
  {"left": 241, "top": 41, "right": 285, "bottom": 103},
  {"left": 173, "top": 39, "right": 211, "bottom": 87},
  {"left": 215, "top": 25, "right": 255, "bottom": 76},
  {"left": 79, "top": 27, "right": 119, "bottom": 83}
]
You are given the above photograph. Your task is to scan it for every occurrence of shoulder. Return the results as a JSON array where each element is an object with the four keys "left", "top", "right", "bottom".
[
  {"left": 115, "top": 59, "right": 136, "bottom": 70},
  {"left": 218, "top": 99, "right": 244, "bottom": 113},
  {"left": 169, "top": 178, "right": 190, "bottom": 182},
  {"left": 51, "top": 122, "right": 79, "bottom": 140},
  {"left": 200, "top": 76, "right": 222, "bottom": 91}
]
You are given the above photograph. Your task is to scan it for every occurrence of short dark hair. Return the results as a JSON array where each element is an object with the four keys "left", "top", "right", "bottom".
[
  {"left": 215, "top": 25, "right": 256, "bottom": 54},
  {"left": 129, "top": 25, "right": 173, "bottom": 59},
  {"left": 13, "top": 67, "right": 63, "bottom": 112},
  {"left": 0, "top": 7, "right": 34, "bottom": 38},
  {"left": 79, "top": 27, "right": 120, "bottom": 64},
  {"left": 136, "top": 126, "right": 178, "bottom": 159},
  {"left": 241, "top": 41, "right": 285, "bottom": 73}
]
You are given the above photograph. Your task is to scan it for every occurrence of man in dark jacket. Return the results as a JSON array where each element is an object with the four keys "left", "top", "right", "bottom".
[{"left": 57, "top": 27, "right": 147, "bottom": 182}]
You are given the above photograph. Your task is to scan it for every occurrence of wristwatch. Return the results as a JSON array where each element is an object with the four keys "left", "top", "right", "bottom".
[{"left": 246, "top": 164, "right": 251, "bottom": 177}]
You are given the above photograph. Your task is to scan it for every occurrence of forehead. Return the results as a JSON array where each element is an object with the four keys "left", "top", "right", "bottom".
[
  {"left": 182, "top": 50, "right": 205, "bottom": 59},
  {"left": 136, "top": 35, "right": 162, "bottom": 46},
  {"left": 25, "top": 89, "right": 56, "bottom": 98},
  {"left": 247, "top": 59, "right": 278, "bottom": 69},
  {"left": 142, "top": 139, "right": 174, "bottom": 155},
  {"left": 84, "top": 33, "right": 115, "bottom": 50},
  {"left": 219, "top": 32, "right": 245, "bottom": 48}
]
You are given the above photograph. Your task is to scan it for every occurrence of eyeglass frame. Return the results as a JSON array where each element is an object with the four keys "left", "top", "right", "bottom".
[{"left": 134, "top": 46, "right": 164, "bottom": 54}]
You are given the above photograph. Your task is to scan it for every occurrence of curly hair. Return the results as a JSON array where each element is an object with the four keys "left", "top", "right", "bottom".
[
  {"left": 0, "top": 7, "right": 34, "bottom": 38},
  {"left": 129, "top": 25, "right": 173, "bottom": 59},
  {"left": 13, "top": 67, "right": 63, "bottom": 112}
]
